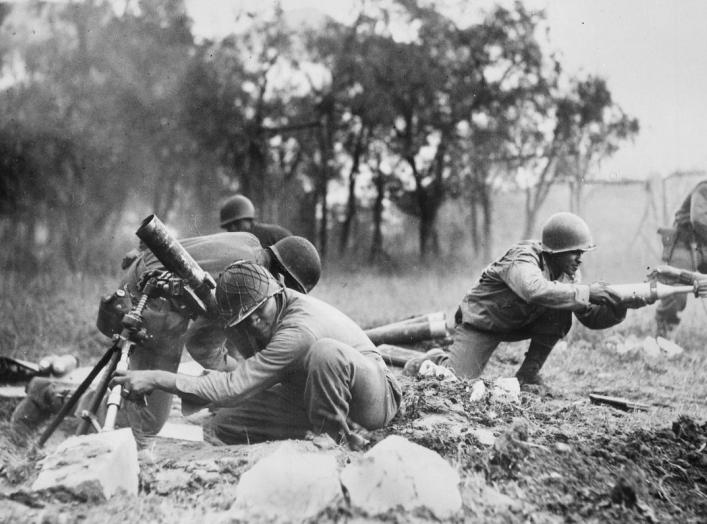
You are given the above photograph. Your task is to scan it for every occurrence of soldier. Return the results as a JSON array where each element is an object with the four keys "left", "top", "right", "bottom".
[
  {"left": 110, "top": 261, "right": 402, "bottom": 449},
  {"left": 655, "top": 180, "right": 707, "bottom": 337},
  {"left": 406, "top": 212, "right": 646, "bottom": 386},
  {"left": 11, "top": 233, "right": 321, "bottom": 436},
  {"left": 220, "top": 195, "right": 292, "bottom": 247}
]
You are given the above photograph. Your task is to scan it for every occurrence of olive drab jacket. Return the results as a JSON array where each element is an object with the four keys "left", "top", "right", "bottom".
[
  {"left": 673, "top": 180, "right": 707, "bottom": 243},
  {"left": 176, "top": 289, "right": 402, "bottom": 411},
  {"left": 459, "top": 241, "right": 626, "bottom": 333}
]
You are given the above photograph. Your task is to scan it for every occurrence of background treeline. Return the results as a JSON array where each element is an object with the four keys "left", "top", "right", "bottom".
[{"left": 0, "top": 0, "right": 640, "bottom": 275}]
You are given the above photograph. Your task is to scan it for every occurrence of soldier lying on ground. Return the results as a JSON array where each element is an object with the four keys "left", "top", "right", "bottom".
[
  {"left": 11, "top": 233, "right": 321, "bottom": 437},
  {"left": 405, "top": 212, "right": 651, "bottom": 386},
  {"left": 110, "top": 262, "right": 402, "bottom": 449}
]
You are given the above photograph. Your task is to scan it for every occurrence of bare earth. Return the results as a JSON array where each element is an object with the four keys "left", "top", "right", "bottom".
[{"left": 1, "top": 337, "right": 706, "bottom": 523}]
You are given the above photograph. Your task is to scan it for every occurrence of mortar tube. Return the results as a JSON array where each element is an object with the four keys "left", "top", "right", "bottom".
[{"left": 364, "top": 317, "right": 448, "bottom": 346}]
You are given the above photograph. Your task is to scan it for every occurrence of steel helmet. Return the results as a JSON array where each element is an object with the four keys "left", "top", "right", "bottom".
[
  {"left": 541, "top": 212, "right": 596, "bottom": 253},
  {"left": 220, "top": 195, "right": 256, "bottom": 228},
  {"left": 216, "top": 261, "right": 283, "bottom": 327},
  {"left": 269, "top": 236, "right": 321, "bottom": 293}
]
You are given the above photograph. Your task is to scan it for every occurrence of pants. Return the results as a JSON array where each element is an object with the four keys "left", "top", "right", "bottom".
[
  {"left": 655, "top": 240, "right": 699, "bottom": 330},
  {"left": 212, "top": 338, "right": 401, "bottom": 444},
  {"left": 447, "top": 308, "right": 572, "bottom": 379}
]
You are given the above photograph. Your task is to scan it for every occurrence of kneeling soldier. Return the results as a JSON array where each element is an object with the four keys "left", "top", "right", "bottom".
[{"left": 110, "top": 262, "right": 402, "bottom": 448}]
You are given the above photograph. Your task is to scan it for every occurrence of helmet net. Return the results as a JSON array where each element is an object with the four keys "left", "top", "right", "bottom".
[{"left": 216, "top": 261, "right": 282, "bottom": 326}]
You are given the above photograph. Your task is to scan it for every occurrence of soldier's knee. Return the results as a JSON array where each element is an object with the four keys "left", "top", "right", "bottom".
[{"left": 304, "top": 338, "right": 348, "bottom": 370}]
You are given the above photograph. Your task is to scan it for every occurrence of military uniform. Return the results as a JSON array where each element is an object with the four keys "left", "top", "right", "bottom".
[
  {"left": 12, "top": 233, "right": 270, "bottom": 435},
  {"left": 249, "top": 222, "right": 292, "bottom": 248},
  {"left": 447, "top": 241, "right": 627, "bottom": 380},
  {"left": 177, "top": 289, "right": 402, "bottom": 443},
  {"left": 656, "top": 180, "right": 707, "bottom": 335}
]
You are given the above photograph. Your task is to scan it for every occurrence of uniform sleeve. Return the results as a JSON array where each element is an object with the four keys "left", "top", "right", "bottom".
[
  {"left": 174, "top": 324, "right": 316, "bottom": 406},
  {"left": 502, "top": 257, "right": 590, "bottom": 310},
  {"left": 574, "top": 303, "right": 627, "bottom": 329},
  {"left": 690, "top": 183, "right": 707, "bottom": 241}
]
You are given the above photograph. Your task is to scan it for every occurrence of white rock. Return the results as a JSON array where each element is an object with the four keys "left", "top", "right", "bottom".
[
  {"left": 469, "top": 380, "right": 487, "bottom": 402},
  {"left": 625, "top": 334, "right": 642, "bottom": 351},
  {"left": 491, "top": 377, "right": 521, "bottom": 404},
  {"left": 470, "top": 428, "right": 496, "bottom": 446},
  {"left": 642, "top": 337, "right": 661, "bottom": 358},
  {"left": 553, "top": 340, "right": 568, "bottom": 352},
  {"left": 341, "top": 435, "right": 461, "bottom": 519},
  {"left": 656, "top": 337, "right": 684, "bottom": 358},
  {"left": 419, "top": 360, "right": 458, "bottom": 382},
  {"left": 233, "top": 441, "right": 341, "bottom": 522},
  {"left": 32, "top": 428, "right": 138, "bottom": 499}
]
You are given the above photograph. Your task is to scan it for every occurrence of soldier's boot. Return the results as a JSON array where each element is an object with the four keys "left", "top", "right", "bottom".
[
  {"left": 515, "top": 339, "right": 555, "bottom": 386},
  {"left": 10, "top": 377, "right": 73, "bottom": 436},
  {"left": 655, "top": 318, "right": 678, "bottom": 340}
]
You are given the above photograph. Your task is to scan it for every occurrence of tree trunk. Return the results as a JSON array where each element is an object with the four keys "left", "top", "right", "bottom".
[
  {"left": 480, "top": 182, "right": 493, "bottom": 262},
  {"left": 339, "top": 128, "right": 366, "bottom": 255},
  {"left": 370, "top": 168, "right": 385, "bottom": 263}
]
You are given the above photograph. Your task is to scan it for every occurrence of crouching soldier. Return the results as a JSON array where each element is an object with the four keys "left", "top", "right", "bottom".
[
  {"left": 11, "top": 233, "right": 322, "bottom": 437},
  {"left": 406, "top": 212, "right": 648, "bottom": 386},
  {"left": 110, "top": 261, "right": 402, "bottom": 448}
]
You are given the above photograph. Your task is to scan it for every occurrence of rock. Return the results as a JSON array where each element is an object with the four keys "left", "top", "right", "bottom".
[
  {"left": 470, "top": 428, "right": 496, "bottom": 446},
  {"left": 419, "top": 360, "right": 458, "bottom": 382},
  {"left": 656, "top": 337, "right": 684, "bottom": 357},
  {"left": 491, "top": 377, "right": 521, "bottom": 404},
  {"left": 642, "top": 337, "right": 661, "bottom": 358},
  {"left": 469, "top": 380, "right": 487, "bottom": 402},
  {"left": 32, "top": 428, "right": 138, "bottom": 500},
  {"left": 555, "top": 442, "right": 571, "bottom": 453},
  {"left": 341, "top": 435, "right": 461, "bottom": 519},
  {"left": 553, "top": 340, "right": 568, "bottom": 352},
  {"left": 232, "top": 441, "right": 341, "bottom": 522}
]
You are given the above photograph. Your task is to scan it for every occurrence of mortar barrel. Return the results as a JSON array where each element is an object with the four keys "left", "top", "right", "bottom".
[{"left": 365, "top": 315, "right": 448, "bottom": 345}]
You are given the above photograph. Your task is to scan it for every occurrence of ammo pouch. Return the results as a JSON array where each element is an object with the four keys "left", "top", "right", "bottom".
[
  {"left": 657, "top": 227, "right": 678, "bottom": 262},
  {"left": 96, "top": 288, "right": 132, "bottom": 337}
]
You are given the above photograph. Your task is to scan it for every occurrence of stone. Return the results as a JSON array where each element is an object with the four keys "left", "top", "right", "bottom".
[
  {"left": 32, "top": 427, "right": 138, "bottom": 500},
  {"left": 642, "top": 337, "right": 661, "bottom": 358},
  {"left": 232, "top": 441, "right": 342, "bottom": 522},
  {"left": 469, "top": 380, "right": 487, "bottom": 402},
  {"left": 341, "top": 435, "right": 461, "bottom": 519},
  {"left": 419, "top": 360, "right": 458, "bottom": 382},
  {"left": 656, "top": 337, "right": 684, "bottom": 357},
  {"left": 470, "top": 427, "right": 496, "bottom": 446},
  {"left": 491, "top": 377, "right": 521, "bottom": 404}
]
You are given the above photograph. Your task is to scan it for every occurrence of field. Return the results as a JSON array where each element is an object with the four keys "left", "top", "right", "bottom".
[{"left": 0, "top": 260, "right": 706, "bottom": 523}]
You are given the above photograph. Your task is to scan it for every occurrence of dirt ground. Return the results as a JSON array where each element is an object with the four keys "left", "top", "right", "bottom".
[{"left": 1, "top": 338, "right": 706, "bottom": 523}]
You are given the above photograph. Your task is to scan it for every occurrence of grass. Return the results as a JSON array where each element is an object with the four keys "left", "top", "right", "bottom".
[{"left": 1, "top": 264, "right": 706, "bottom": 522}]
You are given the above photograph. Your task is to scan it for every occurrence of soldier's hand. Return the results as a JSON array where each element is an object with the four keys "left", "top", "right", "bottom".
[
  {"left": 110, "top": 369, "right": 157, "bottom": 399},
  {"left": 588, "top": 282, "right": 623, "bottom": 308},
  {"left": 623, "top": 296, "right": 652, "bottom": 309}
]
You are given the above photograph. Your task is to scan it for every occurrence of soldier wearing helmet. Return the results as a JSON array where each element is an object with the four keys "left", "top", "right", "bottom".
[
  {"left": 11, "top": 231, "right": 322, "bottom": 437},
  {"left": 111, "top": 261, "right": 402, "bottom": 449},
  {"left": 655, "top": 180, "right": 707, "bottom": 338},
  {"left": 220, "top": 194, "right": 292, "bottom": 248},
  {"left": 405, "top": 212, "right": 648, "bottom": 387}
]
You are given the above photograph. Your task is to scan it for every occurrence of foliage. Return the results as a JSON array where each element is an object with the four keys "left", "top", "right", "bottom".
[{"left": 0, "top": 0, "right": 638, "bottom": 269}]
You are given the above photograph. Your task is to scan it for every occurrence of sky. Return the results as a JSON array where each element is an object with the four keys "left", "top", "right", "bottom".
[{"left": 185, "top": 0, "right": 707, "bottom": 181}]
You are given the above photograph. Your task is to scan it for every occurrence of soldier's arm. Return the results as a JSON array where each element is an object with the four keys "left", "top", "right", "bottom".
[{"left": 690, "top": 182, "right": 707, "bottom": 240}]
